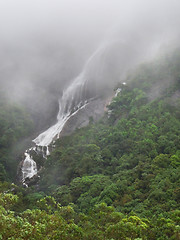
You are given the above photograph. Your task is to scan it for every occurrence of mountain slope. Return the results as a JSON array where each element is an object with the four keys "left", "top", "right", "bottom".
[
  {"left": 36, "top": 48, "right": 180, "bottom": 219},
  {"left": 0, "top": 47, "right": 180, "bottom": 240}
]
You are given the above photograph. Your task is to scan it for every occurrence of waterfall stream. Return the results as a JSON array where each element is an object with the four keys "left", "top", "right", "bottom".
[{"left": 21, "top": 42, "right": 110, "bottom": 184}]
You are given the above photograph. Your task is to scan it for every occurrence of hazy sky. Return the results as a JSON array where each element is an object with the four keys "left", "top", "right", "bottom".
[
  {"left": 0, "top": 0, "right": 180, "bottom": 105},
  {"left": 0, "top": 0, "right": 180, "bottom": 46}
]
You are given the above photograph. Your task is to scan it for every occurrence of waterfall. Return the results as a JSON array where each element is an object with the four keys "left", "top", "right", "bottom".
[
  {"left": 33, "top": 42, "right": 108, "bottom": 147},
  {"left": 21, "top": 41, "right": 110, "bottom": 183},
  {"left": 21, "top": 151, "right": 37, "bottom": 180}
]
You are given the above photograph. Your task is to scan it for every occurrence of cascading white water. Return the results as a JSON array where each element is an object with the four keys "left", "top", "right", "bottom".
[
  {"left": 21, "top": 151, "right": 37, "bottom": 179},
  {"left": 21, "top": 41, "right": 110, "bottom": 182}
]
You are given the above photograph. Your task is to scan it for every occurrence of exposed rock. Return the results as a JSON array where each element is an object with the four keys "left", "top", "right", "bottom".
[{"left": 60, "top": 97, "right": 108, "bottom": 136}]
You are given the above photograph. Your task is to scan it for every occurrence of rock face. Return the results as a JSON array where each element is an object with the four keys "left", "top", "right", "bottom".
[{"left": 60, "top": 97, "right": 107, "bottom": 136}]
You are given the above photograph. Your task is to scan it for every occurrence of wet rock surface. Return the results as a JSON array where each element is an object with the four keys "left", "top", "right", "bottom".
[{"left": 60, "top": 98, "right": 107, "bottom": 136}]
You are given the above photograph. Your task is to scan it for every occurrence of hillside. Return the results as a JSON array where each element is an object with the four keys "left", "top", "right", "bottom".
[{"left": 0, "top": 48, "right": 180, "bottom": 239}]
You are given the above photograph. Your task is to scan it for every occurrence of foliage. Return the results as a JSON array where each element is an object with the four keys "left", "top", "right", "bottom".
[
  {"left": 0, "top": 94, "right": 33, "bottom": 180},
  {"left": 0, "top": 192, "right": 179, "bottom": 239}
]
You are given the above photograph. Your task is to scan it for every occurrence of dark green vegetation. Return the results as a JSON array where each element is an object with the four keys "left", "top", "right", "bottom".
[
  {"left": 0, "top": 48, "right": 180, "bottom": 239},
  {"left": 0, "top": 94, "right": 33, "bottom": 181}
]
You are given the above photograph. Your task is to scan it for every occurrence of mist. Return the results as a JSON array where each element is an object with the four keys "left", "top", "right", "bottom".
[{"left": 0, "top": 0, "right": 180, "bottom": 129}]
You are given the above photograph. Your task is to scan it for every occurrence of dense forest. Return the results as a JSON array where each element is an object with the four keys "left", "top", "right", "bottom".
[
  {"left": 0, "top": 94, "right": 33, "bottom": 181},
  {"left": 0, "top": 48, "right": 180, "bottom": 239}
]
